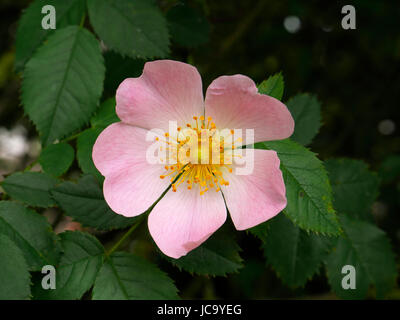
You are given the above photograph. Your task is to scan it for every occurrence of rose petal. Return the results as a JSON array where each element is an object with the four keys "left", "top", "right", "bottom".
[
  {"left": 93, "top": 123, "right": 171, "bottom": 217},
  {"left": 205, "top": 75, "right": 294, "bottom": 143},
  {"left": 148, "top": 184, "right": 227, "bottom": 259},
  {"left": 221, "top": 149, "right": 287, "bottom": 230},
  {"left": 116, "top": 60, "right": 204, "bottom": 132}
]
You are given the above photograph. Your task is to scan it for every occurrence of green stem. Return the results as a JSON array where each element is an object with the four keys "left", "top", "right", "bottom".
[
  {"left": 106, "top": 214, "right": 146, "bottom": 256},
  {"left": 79, "top": 13, "right": 86, "bottom": 28},
  {"left": 24, "top": 160, "right": 37, "bottom": 172},
  {"left": 60, "top": 132, "right": 81, "bottom": 143}
]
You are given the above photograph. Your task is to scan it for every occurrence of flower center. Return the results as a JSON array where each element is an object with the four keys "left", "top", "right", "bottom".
[{"left": 158, "top": 116, "right": 235, "bottom": 195}]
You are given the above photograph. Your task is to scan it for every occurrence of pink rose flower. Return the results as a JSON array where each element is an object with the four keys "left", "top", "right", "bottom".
[{"left": 93, "top": 60, "right": 294, "bottom": 258}]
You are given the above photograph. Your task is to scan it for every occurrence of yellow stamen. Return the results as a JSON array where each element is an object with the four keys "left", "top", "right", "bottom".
[{"left": 158, "top": 115, "right": 232, "bottom": 194}]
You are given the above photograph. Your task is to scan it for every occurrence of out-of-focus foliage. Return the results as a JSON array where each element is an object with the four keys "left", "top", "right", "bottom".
[{"left": 0, "top": 0, "right": 398, "bottom": 300}]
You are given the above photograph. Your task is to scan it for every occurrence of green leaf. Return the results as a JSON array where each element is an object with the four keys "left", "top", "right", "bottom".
[
  {"left": 2, "top": 172, "right": 58, "bottom": 207},
  {"left": 87, "top": 0, "right": 170, "bottom": 59},
  {"left": 258, "top": 73, "right": 284, "bottom": 100},
  {"left": 167, "top": 5, "right": 210, "bottom": 47},
  {"left": 379, "top": 155, "right": 400, "bottom": 184},
  {"left": 15, "top": 0, "right": 86, "bottom": 72},
  {"left": 0, "top": 234, "right": 31, "bottom": 300},
  {"left": 92, "top": 252, "right": 179, "bottom": 300},
  {"left": 33, "top": 231, "right": 104, "bottom": 300},
  {"left": 325, "top": 159, "right": 380, "bottom": 220},
  {"left": 285, "top": 93, "right": 321, "bottom": 146},
  {"left": 262, "top": 214, "right": 332, "bottom": 287},
  {"left": 90, "top": 98, "right": 119, "bottom": 128},
  {"left": 0, "top": 201, "right": 59, "bottom": 271},
  {"left": 325, "top": 214, "right": 397, "bottom": 299},
  {"left": 167, "top": 225, "right": 243, "bottom": 276},
  {"left": 77, "top": 128, "right": 104, "bottom": 182},
  {"left": 22, "top": 26, "right": 105, "bottom": 146},
  {"left": 256, "top": 139, "right": 341, "bottom": 235},
  {"left": 249, "top": 221, "right": 269, "bottom": 241},
  {"left": 39, "top": 142, "right": 74, "bottom": 177},
  {"left": 51, "top": 175, "right": 137, "bottom": 230}
]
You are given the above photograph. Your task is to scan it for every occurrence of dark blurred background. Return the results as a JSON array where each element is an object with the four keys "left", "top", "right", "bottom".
[{"left": 0, "top": 0, "right": 399, "bottom": 299}]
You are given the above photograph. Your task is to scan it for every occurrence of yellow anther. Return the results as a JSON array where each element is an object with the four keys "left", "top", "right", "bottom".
[
  {"left": 157, "top": 115, "right": 232, "bottom": 193},
  {"left": 199, "top": 187, "right": 209, "bottom": 195}
]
